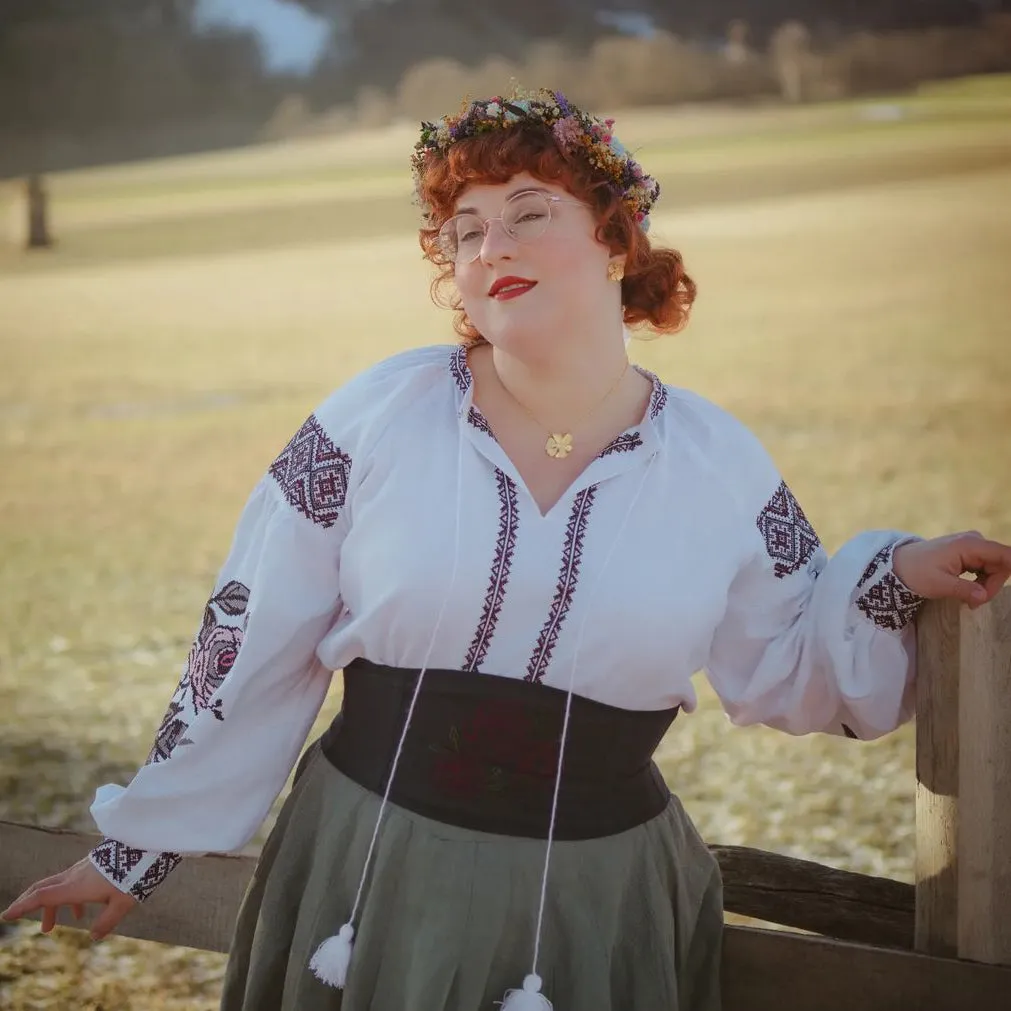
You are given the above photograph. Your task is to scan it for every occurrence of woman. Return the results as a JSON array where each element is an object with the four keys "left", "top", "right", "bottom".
[{"left": 4, "top": 90, "right": 1010, "bottom": 1011}]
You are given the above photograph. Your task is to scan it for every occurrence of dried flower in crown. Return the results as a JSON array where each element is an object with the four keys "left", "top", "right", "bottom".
[{"left": 411, "top": 88, "right": 660, "bottom": 231}]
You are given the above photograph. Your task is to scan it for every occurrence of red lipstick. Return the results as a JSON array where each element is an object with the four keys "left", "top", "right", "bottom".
[{"left": 488, "top": 276, "right": 538, "bottom": 299}]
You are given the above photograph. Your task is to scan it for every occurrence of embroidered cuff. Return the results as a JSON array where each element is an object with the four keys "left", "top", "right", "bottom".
[
  {"left": 854, "top": 541, "right": 925, "bottom": 632},
  {"left": 89, "top": 838, "right": 182, "bottom": 903}
]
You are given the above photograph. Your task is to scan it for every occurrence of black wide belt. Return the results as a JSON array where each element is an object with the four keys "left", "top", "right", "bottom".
[{"left": 319, "top": 659, "right": 679, "bottom": 841}]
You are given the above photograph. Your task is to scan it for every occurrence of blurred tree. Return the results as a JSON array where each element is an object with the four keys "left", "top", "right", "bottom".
[
  {"left": 0, "top": 0, "right": 284, "bottom": 175},
  {"left": 286, "top": 0, "right": 1011, "bottom": 42},
  {"left": 1, "top": 0, "right": 1009, "bottom": 176}
]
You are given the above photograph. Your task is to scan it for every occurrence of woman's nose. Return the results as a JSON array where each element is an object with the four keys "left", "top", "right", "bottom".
[{"left": 478, "top": 217, "right": 517, "bottom": 263}]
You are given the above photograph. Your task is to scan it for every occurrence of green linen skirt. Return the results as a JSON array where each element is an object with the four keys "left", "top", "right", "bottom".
[{"left": 220, "top": 738, "right": 723, "bottom": 1011}]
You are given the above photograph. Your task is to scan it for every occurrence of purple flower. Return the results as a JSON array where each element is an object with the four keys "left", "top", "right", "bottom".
[{"left": 552, "top": 116, "right": 583, "bottom": 149}]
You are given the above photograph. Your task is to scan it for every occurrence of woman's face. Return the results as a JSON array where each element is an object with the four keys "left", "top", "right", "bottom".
[{"left": 449, "top": 172, "right": 618, "bottom": 354}]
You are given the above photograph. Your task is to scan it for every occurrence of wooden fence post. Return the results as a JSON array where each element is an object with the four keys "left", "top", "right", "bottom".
[
  {"left": 915, "top": 598, "right": 960, "bottom": 956},
  {"left": 958, "top": 588, "right": 1011, "bottom": 964}
]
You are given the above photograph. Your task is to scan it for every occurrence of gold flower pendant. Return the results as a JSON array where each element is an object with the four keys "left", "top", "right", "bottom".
[{"left": 545, "top": 433, "right": 574, "bottom": 459}]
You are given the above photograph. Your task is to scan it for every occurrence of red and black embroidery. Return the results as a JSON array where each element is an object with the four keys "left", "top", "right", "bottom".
[
  {"left": 269, "top": 414, "right": 351, "bottom": 529},
  {"left": 91, "top": 579, "right": 251, "bottom": 899},
  {"left": 90, "top": 839, "right": 183, "bottom": 902},
  {"left": 599, "top": 432, "right": 643, "bottom": 457},
  {"left": 632, "top": 367, "right": 669, "bottom": 421},
  {"left": 187, "top": 602, "right": 244, "bottom": 714},
  {"left": 467, "top": 405, "right": 495, "bottom": 438},
  {"left": 91, "top": 838, "right": 147, "bottom": 884},
  {"left": 526, "top": 486, "right": 597, "bottom": 684},
  {"left": 431, "top": 699, "right": 560, "bottom": 800},
  {"left": 648, "top": 376, "right": 668, "bottom": 419},
  {"left": 146, "top": 579, "right": 250, "bottom": 766},
  {"left": 450, "top": 343, "right": 472, "bottom": 394},
  {"left": 464, "top": 470, "right": 519, "bottom": 671},
  {"left": 757, "top": 481, "right": 821, "bottom": 579},
  {"left": 145, "top": 699, "right": 192, "bottom": 764},
  {"left": 858, "top": 547, "right": 890, "bottom": 587},
  {"left": 129, "top": 852, "right": 184, "bottom": 902},
  {"left": 855, "top": 544, "right": 924, "bottom": 631}
]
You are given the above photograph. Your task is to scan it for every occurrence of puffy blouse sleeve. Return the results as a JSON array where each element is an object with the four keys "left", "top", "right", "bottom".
[
  {"left": 88, "top": 402, "right": 358, "bottom": 901},
  {"left": 700, "top": 408, "right": 926, "bottom": 741}
]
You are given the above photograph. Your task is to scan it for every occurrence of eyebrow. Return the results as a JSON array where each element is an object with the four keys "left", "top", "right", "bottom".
[{"left": 455, "top": 185, "right": 552, "bottom": 216}]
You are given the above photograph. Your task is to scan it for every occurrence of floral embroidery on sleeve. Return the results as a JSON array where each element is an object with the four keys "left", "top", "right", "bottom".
[
  {"left": 855, "top": 544, "right": 925, "bottom": 631},
  {"left": 91, "top": 579, "right": 251, "bottom": 900},
  {"left": 147, "top": 580, "right": 250, "bottom": 765}
]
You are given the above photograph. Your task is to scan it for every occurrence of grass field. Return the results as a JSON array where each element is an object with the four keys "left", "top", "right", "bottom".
[{"left": 1, "top": 76, "right": 1010, "bottom": 1008}]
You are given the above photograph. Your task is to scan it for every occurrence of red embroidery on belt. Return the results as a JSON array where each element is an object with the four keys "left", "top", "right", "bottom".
[{"left": 431, "top": 698, "right": 561, "bottom": 799}]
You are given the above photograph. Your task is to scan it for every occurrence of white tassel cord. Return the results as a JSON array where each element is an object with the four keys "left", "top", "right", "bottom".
[
  {"left": 499, "top": 973, "right": 553, "bottom": 1010},
  {"left": 497, "top": 455, "right": 656, "bottom": 1011},
  {"left": 308, "top": 421, "right": 466, "bottom": 990},
  {"left": 308, "top": 924, "right": 354, "bottom": 987}
]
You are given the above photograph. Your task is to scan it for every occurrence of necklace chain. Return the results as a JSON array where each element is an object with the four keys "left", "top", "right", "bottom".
[{"left": 497, "top": 359, "right": 630, "bottom": 460}]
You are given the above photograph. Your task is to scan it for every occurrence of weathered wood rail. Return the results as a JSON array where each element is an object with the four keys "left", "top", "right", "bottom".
[{"left": 2, "top": 590, "right": 1010, "bottom": 1009}]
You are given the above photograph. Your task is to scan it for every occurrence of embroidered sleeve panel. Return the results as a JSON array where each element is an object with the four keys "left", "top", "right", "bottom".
[
  {"left": 89, "top": 580, "right": 253, "bottom": 899},
  {"left": 756, "top": 480, "right": 822, "bottom": 580},
  {"left": 89, "top": 838, "right": 182, "bottom": 902},
  {"left": 854, "top": 542, "right": 926, "bottom": 632},
  {"left": 146, "top": 578, "right": 251, "bottom": 769},
  {"left": 268, "top": 414, "right": 352, "bottom": 530}
]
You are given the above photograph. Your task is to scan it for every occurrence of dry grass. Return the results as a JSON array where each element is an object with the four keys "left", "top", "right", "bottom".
[{"left": 1, "top": 82, "right": 1010, "bottom": 1008}]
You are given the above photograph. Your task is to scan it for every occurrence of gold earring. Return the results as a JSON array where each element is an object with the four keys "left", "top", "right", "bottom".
[{"left": 607, "top": 262, "right": 625, "bottom": 283}]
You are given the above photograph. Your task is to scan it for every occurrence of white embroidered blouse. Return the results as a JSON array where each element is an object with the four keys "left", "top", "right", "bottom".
[{"left": 88, "top": 344, "right": 924, "bottom": 900}]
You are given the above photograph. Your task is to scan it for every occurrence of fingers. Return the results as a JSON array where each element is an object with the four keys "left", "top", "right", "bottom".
[
  {"left": 2, "top": 858, "right": 133, "bottom": 940},
  {"left": 4, "top": 884, "right": 67, "bottom": 930},
  {"left": 952, "top": 536, "right": 1011, "bottom": 608},
  {"left": 942, "top": 573, "right": 987, "bottom": 606},
  {"left": 2, "top": 872, "right": 67, "bottom": 920},
  {"left": 974, "top": 563, "right": 1009, "bottom": 596},
  {"left": 3, "top": 888, "right": 63, "bottom": 934},
  {"left": 3, "top": 889, "right": 127, "bottom": 940},
  {"left": 89, "top": 898, "right": 132, "bottom": 942},
  {"left": 959, "top": 536, "right": 1011, "bottom": 573},
  {"left": 2, "top": 888, "right": 43, "bottom": 922}
]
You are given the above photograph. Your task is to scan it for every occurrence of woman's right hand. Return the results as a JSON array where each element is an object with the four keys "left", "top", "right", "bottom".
[{"left": 1, "top": 855, "right": 138, "bottom": 941}]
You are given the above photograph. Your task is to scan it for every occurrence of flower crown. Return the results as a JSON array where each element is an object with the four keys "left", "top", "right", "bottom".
[{"left": 411, "top": 88, "right": 660, "bottom": 230}]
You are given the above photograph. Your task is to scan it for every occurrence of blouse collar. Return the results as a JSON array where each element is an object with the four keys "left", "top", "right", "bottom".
[{"left": 448, "top": 343, "right": 667, "bottom": 462}]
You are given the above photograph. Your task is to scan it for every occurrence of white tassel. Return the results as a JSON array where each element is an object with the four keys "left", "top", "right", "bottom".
[
  {"left": 499, "top": 973, "right": 553, "bottom": 1010},
  {"left": 308, "top": 923, "right": 355, "bottom": 988}
]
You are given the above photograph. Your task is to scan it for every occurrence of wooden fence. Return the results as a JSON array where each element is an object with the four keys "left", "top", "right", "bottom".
[{"left": 2, "top": 591, "right": 1010, "bottom": 1009}]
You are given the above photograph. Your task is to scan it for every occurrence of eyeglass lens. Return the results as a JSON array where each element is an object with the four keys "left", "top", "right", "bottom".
[{"left": 438, "top": 191, "right": 554, "bottom": 263}]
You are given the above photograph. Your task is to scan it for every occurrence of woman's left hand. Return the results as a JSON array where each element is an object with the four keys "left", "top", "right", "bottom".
[{"left": 893, "top": 531, "right": 1011, "bottom": 609}]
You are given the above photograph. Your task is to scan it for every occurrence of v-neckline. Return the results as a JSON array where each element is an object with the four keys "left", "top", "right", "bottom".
[{"left": 448, "top": 344, "right": 668, "bottom": 520}]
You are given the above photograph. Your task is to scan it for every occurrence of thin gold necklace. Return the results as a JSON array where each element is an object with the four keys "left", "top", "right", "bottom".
[{"left": 497, "top": 359, "right": 630, "bottom": 460}]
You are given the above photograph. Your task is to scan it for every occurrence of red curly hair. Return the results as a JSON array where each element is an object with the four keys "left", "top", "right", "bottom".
[{"left": 416, "top": 123, "right": 696, "bottom": 345}]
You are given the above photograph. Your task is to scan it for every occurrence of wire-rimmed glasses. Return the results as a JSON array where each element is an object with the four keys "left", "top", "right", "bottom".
[{"left": 437, "top": 190, "right": 586, "bottom": 265}]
